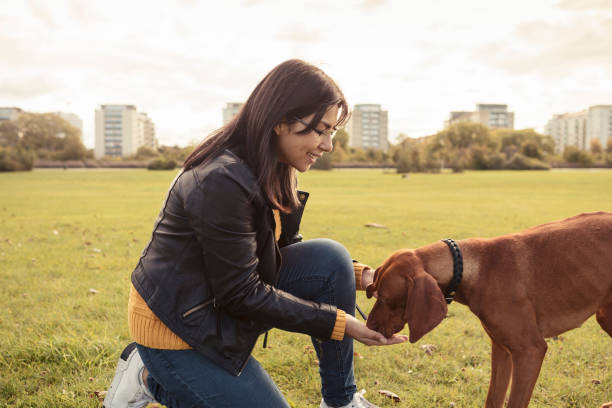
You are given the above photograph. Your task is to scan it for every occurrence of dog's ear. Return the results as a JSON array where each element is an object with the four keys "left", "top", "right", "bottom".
[{"left": 403, "top": 272, "right": 447, "bottom": 343}]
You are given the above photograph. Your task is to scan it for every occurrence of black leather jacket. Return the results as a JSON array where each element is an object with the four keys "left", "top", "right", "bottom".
[{"left": 131, "top": 147, "right": 338, "bottom": 375}]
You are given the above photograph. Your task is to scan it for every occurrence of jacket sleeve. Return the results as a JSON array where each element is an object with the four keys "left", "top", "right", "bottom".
[{"left": 184, "top": 165, "right": 337, "bottom": 340}]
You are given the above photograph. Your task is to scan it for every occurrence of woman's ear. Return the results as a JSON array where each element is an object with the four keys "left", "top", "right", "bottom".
[{"left": 274, "top": 121, "right": 289, "bottom": 137}]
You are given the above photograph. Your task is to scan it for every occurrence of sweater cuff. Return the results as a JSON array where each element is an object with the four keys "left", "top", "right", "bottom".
[
  {"left": 330, "top": 309, "right": 347, "bottom": 341},
  {"left": 353, "top": 262, "right": 371, "bottom": 291}
]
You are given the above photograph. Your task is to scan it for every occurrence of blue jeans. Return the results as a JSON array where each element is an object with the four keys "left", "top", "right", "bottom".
[{"left": 137, "top": 238, "right": 358, "bottom": 408}]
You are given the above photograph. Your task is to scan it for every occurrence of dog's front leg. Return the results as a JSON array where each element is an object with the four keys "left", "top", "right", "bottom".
[
  {"left": 485, "top": 341, "right": 512, "bottom": 408},
  {"left": 506, "top": 338, "right": 548, "bottom": 408}
]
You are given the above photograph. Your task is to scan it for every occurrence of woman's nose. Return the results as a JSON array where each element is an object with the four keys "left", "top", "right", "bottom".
[{"left": 319, "top": 135, "right": 333, "bottom": 153}]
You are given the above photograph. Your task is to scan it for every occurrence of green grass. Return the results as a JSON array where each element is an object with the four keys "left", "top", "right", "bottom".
[{"left": 1, "top": 168, "right": 611, "bottom": 407}]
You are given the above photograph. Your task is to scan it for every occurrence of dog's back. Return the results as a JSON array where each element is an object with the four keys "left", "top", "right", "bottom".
[{"left": 480, "top": 211, "right": 612, "bottom": 337}]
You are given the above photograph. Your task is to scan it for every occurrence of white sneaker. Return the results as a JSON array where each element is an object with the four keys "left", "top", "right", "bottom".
[
  {"left": 320, "top": 389, "right": 379, "bottom": 408},
  {"left": 103, "top": 342, "right": 156, "bottom": 408}
]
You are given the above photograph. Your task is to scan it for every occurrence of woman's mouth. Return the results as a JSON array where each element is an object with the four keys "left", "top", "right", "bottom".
[{"left": 307, "top": 152, "right": 320, "bottom": 163}]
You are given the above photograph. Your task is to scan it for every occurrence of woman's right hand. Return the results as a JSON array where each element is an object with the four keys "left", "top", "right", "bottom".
[{"left": 344, "top": 314, "right": 408, "bottom": 346}]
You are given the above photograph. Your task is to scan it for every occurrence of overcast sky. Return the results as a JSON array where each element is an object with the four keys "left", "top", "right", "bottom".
[{"left": 1, "top": 0, "right": 612, "bottom": 148}]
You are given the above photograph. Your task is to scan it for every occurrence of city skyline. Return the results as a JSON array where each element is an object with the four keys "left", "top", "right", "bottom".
[{"left": 2, "top": 0, "right": 611, "bottom": 149}]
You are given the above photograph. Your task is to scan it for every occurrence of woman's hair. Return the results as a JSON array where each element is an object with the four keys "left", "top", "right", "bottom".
[{"left": 183, "top": 59, "right": 349, "bottom": 212}]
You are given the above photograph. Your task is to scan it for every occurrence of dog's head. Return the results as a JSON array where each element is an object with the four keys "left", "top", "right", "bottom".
[{"left": 366, "top": 249, "right": 447, "bottom": 343}]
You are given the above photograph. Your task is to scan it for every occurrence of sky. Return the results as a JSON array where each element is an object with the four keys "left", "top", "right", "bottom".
[{"left": 1, "top": 0, "right": 612, "bottom": 148}]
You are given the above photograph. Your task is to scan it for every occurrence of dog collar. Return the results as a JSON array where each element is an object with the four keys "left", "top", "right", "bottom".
[{"left": 441, "top": 238, "right": 463, "bottom": 304}]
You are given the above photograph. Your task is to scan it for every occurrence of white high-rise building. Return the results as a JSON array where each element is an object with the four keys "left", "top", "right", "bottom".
[
  {"left": 545, "top": 111, "right": 588, "bottom": 153},
  {"left": 138, "top": 112, "right": 158, "bottom": 151},
  {"left": 52, "top": 112, "right": 83, "bottom": 141},
  {"left": 95, "top": 105, "right": 139, "bottom": 158},
  {"left": 347, "top": 104, "right": 389, "bottom": 152},
  {"left": 587, "top": 105, "right": 612, "bottom": 149},
  {"left": 222, "top": 102, "right": 244, "bottom": 125},
  {"left": 545, "top": 105, "right": 612, "bottom": 153}
]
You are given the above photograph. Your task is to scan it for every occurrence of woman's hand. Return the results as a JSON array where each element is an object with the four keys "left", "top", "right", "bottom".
[{"left": 345, "top": 314, "right": 408, "bottom": 346}]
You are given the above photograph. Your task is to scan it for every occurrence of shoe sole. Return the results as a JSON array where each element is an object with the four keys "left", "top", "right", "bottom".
[{"left": 103, "top": 342, "right": 139, "bottom": 408}]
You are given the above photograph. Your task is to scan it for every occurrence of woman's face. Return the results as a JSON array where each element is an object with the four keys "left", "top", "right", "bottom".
[{"left": 274, "top": 105, "right": 339, "bottom": 172}]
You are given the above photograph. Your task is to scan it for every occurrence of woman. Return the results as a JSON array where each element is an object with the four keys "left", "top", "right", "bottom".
[{"left": 103, "top": 59, "right": 407, "bottom": 408}]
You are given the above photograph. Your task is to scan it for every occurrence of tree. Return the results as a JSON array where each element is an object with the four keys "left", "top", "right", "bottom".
[
  {"left": 311, "top": 153, "right": 332, "bottom": 170},
  {"left": 158, "top": 145, "right": 194, "bottom": 164},
  {"left": 334, "top": 129, "right": 349, "bottom": 151},
  {"left": 0, "top": 121, "right": 20, "bottom": 147},
  {"left": 131, "top": 146, "right": 159, "bottom": 161},
  {"left": 8, "top": 112, "right": 87, "bottom": 161},
  {"left": 521, "top": 141, "right": 542, "bottom": 160},
  {"left": 590, "top": 139, "right": 603, "bottom": 159},
  {"left": 435, "top": 122, "right": 495, "bottom": 150},
  {"left": 493, "top": 129, "right": 554, "bottom": 156},
  {"left": 0, "top": 147, "right": 34, "bottom": 171},
  {"left": 563, "top": 146, "right": 593, "bottom": 167},
  {"left": 329, "top": 143, "right": 347, "bottom": 163},
  {"left": 52, "top": 133, "right": 87, "bottom": 161}
]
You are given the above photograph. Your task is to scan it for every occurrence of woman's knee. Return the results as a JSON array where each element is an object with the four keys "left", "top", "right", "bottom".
[{"left": 309, "top": 238, "right": 354, "bottom": 283}]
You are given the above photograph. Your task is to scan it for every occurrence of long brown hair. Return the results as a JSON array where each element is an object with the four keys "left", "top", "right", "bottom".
[{"left": 183, "top": 59, "right": 349, "bottom": 212}]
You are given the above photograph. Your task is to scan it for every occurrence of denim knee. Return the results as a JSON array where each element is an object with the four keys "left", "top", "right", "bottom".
[{"left": 311, "top": 238, "right": 355, "bottom": 291}]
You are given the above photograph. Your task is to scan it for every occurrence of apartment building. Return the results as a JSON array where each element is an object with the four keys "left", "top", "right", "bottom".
[
  {"left": 445, "top": 104, "right": 515, "bottom": 130},
  {"left": 545, "top": 105, "right": 612, "bottom": 153},
  {"left": 94, "top": 105, "right": 139, "bottom": 158},
  {"left": 94, "top": 105, "right": 159, "bottom": 158},
  {"left": 222, "top": 102, "right": 244, "bottom": 125},
  {"left": 587, "top": 105, "right": 612, "bottom": 148},
  {"left": 138, "top": 112, "right": 158, "bottom": 150},
  {"left": 347, "top": 104, "right": 389, "bottom": 152},
  {"left": 0, "top": 107, "right": 22, "bottom": 121},
  {"left": 545, "top": 111, "right": 588, "bottom": 153}
]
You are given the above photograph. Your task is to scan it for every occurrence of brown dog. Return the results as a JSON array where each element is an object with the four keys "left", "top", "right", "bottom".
[{"left": 366, "top": 212, "right": 612, "bottom": 408}]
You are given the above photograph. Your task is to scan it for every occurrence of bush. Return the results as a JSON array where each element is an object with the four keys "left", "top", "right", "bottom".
[
  {"left": 311, "top": 153, "right": 332, "bottom": 170},
  {"left": 521, "top": 141, "right": 543, "bottom": 160},
  {"left": 504, "top": 153, "right": 550, "bottom": 170},
  {"left": 0, "top": 147, "right": 35, "bottom": 171},
  {"left": 131, "top": 146, "right": 159, "bottom": 161},
  {"left": 395, "top": 148, "right": 421, "bottom": 173},
  {"left": 470, "top": 147, "right": 505, "bottom": 170},
  {"left": 563, "top": 146, "right": 593, "bottom": 167},
  {"left": 147, "top": 158, "right": 177, "bottom": 170},
  {"left": 486, "top": 152, "right": 506, "bottom": 170}
]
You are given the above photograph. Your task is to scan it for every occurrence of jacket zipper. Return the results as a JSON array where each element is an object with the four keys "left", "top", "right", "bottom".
[{"left": 181, "top": 298, "right": 215, "bottom": 318}]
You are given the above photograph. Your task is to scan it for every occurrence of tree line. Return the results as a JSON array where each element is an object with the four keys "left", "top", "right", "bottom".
[
  {"left": 2, "top": 113, "right": 611, "bottom": 172},
  {"left": 315, "top": 122, "right": 612, "bottom": 172}
]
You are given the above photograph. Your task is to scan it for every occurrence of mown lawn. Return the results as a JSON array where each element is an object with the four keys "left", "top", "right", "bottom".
[{"left": 0, "top": 168, "right": 610, "bottom": 407}]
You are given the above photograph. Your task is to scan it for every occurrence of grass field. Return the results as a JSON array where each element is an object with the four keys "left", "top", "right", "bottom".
[{"left": 0, "top": 168, "right": 611, "bottom": 407}]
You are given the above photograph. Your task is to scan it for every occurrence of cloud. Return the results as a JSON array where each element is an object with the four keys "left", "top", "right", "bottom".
[
  {"left": 472, "top": 16, "right": 612, "bottom": 79},
  {"left": 0, "top": 75, "right": 59, "bottom": 99},
  {"left": 275, "top": 26, "right": 323, "bottom": 44},
  {"left": 556, "top": 0, "right": 612, "bottom": 11},
  {"left": 26, "top": 0, "right": 56, "bottom": 28},
  {"left": 361, "top": 0, "right": 386, "bottom": 11}
]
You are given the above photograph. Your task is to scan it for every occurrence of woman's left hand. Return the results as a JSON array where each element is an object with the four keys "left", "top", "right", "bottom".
[{"left": 345, "top": 314, "right": 408, "bottom": 346}]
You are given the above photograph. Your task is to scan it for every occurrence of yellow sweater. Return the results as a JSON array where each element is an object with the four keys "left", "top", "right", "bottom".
[{"left": 128, "top": 210, "right": 370, "bottom": 349}]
